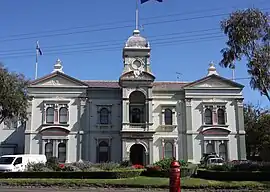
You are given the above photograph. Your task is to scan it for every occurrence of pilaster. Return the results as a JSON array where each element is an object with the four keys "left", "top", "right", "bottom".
[
  {"left": 78, "top": 97, "right": 87, "bottom": 161},
  {"left": 149, "top": 139, "right": 153, "bottom": 164},
  {"left": 235, "top": 99, "right": 246, "bottom": 160},
  {"left": 185, "top": 98, "right": 193, "bottom": 161}
]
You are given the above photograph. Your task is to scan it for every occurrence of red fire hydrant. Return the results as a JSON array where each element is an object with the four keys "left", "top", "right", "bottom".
[{"left": 169, "top": 160, "right": 181, "bottom": 192}]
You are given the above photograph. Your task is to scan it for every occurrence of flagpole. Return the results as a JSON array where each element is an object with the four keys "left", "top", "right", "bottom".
[
  {"left": 135, "top": 0, "right": 139, "bottom": 30},
  {"left": 35, "top": 41, "right": 38, "bottom": 80}
]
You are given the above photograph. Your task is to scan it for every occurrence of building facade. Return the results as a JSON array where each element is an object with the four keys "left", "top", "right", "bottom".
[{"left": 0, "top": 29, "right": 246, "bottom": 164}]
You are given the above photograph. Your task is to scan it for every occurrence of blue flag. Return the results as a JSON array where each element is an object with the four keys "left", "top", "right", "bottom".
[
  {"left": 36, "top": 41, "right": 43, "bottom": 56},
  {"left": 141, "top": 0, "right": 162, "bottom": 4}
]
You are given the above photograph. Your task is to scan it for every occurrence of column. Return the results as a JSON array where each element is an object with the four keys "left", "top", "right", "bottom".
[
  {"left": 78, "top": 97, "right": 87, "bottom": 161},
  {"left": 53, "top": 140, "right": 57, "bottom": 157},
  {"left": 122, "top": 139, "right": 126, "bottom": 161},
  {"left": 149, "top": 139, "right": 153, "bottom": 164},
  {"left": 145, "top": 100, "right": 149, "bottom": 130},
  {"left": 41, "top": 140, "right": 45, "bottom": 155},
  {"left": 161, "top": 139, "right": 165, "bottom": 159},
  {"left": 122, "top": 99, "right": 129, "bottom": 124},
  {"left": 173, "top": 138, "right": 178, "bottom": 159},
  {"left": 54, "top": 104, "right": 59, "bottom": 124},
  {"left": 65, "top": 139, "right": 69, "bottom": 163},
  {"left": 148, "top": 99, "right": 153, "bottom": 124},
  {"left": 235, "top": 99, "right": 246, "bottom": 160},
  {"left": 185, "top": 98, "right": 193, "bottom": 161}
]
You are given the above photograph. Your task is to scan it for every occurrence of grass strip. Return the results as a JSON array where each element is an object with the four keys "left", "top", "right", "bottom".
[{"left": 0, "top": 177, "right": 270, "bottom": 189}]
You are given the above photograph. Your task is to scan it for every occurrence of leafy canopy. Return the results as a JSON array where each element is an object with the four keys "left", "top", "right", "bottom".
[
  {"left": 244, "top": 103, "right": 270, "bottom": 159},
  {"left": 0, "top": 64, "right": 30, "bottom": 124},
  {"left": 220, "top": 8, "right": 270, "bottom": 101}
]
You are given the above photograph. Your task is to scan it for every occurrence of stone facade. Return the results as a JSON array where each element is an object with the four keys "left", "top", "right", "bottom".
[{"left": 0, "top": 29, "right": 246, "bottom": 164}]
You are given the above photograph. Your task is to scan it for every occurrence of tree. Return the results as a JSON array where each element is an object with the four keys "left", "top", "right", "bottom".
[
  {"left": 0, "top": 64, "right": 30, "bottom": 124},
  {"left": 220, "top": 8, "right": 270, "bottom": 101},
  {"left": 244, "top": 103, "right": 270, "bottom": 160}
]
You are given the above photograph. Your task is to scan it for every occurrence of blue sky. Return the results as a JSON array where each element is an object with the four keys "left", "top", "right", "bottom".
[{"left": 0, "top": 0, "right": 269, "bottom": 107}]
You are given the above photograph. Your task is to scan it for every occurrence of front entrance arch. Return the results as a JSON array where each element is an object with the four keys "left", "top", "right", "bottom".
[{"left": 130, "top": 144, "right": 146, "bottom": 165}]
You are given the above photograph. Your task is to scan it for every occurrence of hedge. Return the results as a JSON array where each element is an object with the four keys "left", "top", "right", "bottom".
[
  {"left": 142, "top": 166, "right": 197, "bottom": 178},
  {"left": 197, "top": 169, "right": 270, "bottom": 181},
  {"left": 0, "top": 170, "right": 143, "bottom": 179}
]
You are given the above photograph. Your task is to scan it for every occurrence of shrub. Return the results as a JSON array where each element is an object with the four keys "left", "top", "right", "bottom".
[
  {"left": 132, "top": 164, "right": 144, "bottom": 169},
  {"left": 62, "top": 165, "right": 82, "bottom": 172},
  {"left": 46, "top": 157, "right": 60, "bottom": 171},
  {"left": 153, "top": 158, "right": 188, "bottom": 171},
  {"left": 196, "top": 169, "right": 270, "bottom": 181},
  {"left": 120, "top": 160, "right": 132, "bottom": 167},
  {"left": 27, "top": 162, "right": 47, "bottom": 172},
  {"left": 71, "top": 161, "right": 93, "bottom": 171},
  {"left": 207, "top": 161, "right": 270, "bottom": 172},
  {"left": 0, "top": 170, "right": 143, "bottom": 179},
  {"left": 98, "top": 162, "right": 120, "bottom": 171}
]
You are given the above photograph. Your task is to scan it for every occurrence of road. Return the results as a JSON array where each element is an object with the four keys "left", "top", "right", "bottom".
[{"left": 0, "top": 188, "right": 260, "bottom": 192}]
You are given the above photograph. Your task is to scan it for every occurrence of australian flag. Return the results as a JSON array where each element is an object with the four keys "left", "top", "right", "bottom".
[
  {"left": 36, "top": 41, "right": 43, "bottom": 56},
  {"left": 141, "top": 0, "right": 163, "bottom": 4}
]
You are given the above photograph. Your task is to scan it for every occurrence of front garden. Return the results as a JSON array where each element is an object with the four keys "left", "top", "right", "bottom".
[
  {"left": 1, "top": 158, "right": 270, "bottom": 189},
  {"left": 5, "top": 157, "right": 196, "bottom": 179}
]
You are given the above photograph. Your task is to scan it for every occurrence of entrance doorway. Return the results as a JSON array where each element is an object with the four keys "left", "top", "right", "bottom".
[{"left": 130, "top": 144, "right": 146, "bottom": 165}]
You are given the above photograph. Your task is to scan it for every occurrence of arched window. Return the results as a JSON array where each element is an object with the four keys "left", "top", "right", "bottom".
[
  {"left": 204, "top": 108, "right": 212, "bottom": 125},
  {"left": 164, "top": 109, "right": 173, "bottom": 125},
  {"left": 98, "top": 141, "right": 109, "bottom": 163},
  {"left": 219, "top": 143, "right": 227, "bottom": 160},
  {"left": 58, "top": 143, "right": 66, "bottom": 163},
  {"left": 206, "top": 143, "right": 215, "bottom": 154},
  {"left": 164, "top": 142, "right": 173, "bottom": 158},
  {"left": 45, "top": 143, "right": 53, "bottom": 159},
  {"left": 131, "top": 108, "right": 141, "bottom": 123},
  {"left": 46, "top": 107, "right": 54, "bottom": 124},
  {"left": 59, "top": 107, "right": 68, "bottom": 124},
  {"left": 100, "top": 108, "right": 109, "bottom": 124},
  {"left": 217, "top": 108, "right": 225, "bottom": 125}
]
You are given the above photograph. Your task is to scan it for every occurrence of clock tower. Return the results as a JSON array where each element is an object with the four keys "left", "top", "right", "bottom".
[{"left": 119, "top": 29, "right": 155, "bottom": 165}]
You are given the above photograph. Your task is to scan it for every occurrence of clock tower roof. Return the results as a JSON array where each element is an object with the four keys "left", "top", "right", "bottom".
[{"left": 125, "top": 29, "right": 149, "bottom": 48}]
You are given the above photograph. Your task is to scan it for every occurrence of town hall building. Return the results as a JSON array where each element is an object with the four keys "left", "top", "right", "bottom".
[{"left": 0, "top": 29, "right": 246, "bottom": 165}]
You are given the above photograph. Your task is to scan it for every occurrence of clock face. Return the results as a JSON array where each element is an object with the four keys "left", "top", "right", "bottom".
[{"left": 132, "top": 60, "right": 142, "bottom": 69}]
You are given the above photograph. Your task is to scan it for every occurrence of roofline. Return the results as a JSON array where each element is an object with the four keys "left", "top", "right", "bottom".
[{"left": 183, "top": 74, "right": 244, "bottom": 89}]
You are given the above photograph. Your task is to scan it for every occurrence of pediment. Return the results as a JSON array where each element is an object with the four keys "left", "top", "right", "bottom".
[
  {"left": 40, "top": 127, "right": 70, "bottom": 136},
  {"left": 184, "top": 74, "right": 244, "bottom": 89},
  {"left": 202, "top": 127, "right": 230, "bottom": 135},
  {"left": 120, "top": 71, "right": 155, "bottom": 82},
  {"left": 30, "top": 72, "right": 88, "bottom": 87}
]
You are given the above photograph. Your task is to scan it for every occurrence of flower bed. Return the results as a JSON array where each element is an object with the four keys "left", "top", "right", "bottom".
[
  {"left": 0, "top": 170, "right": 143, "bottom": 179},
  {"left": 1, "top": 157, "right": 143, "bottom": 179}
]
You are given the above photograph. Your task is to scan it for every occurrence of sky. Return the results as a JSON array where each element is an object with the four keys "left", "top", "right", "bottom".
[{"left": 0, "top": 0, "right": 269, "bottom": 107}]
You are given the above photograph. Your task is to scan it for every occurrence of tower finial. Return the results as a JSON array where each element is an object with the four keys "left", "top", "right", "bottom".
[
  {"left": 207, "top": 61, "right": 219, "bottom": 76},
  {"left": 52, "top": 58, "right": 64, "bottom": 73}
]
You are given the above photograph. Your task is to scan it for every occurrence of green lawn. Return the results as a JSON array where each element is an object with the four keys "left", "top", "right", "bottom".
[{"left": 0, "top": 177, "right": 270, "bottom": 189}]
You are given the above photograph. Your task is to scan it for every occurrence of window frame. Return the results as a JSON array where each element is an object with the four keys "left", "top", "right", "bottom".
[
  {"left": 43, "top": 103, "right": 69, "bottom": 125},
  {"left": 58, "top": 142, "right": 67, "bottom": 163},
  {"left": 161, "top": 105, "right": 176, "bottom": 126},
  {"left": 164, "top": 109, "right": 173, "bottom": 125},
  {"left": 202, "top": 104, "right": 227, "bottom": 126},
  {"left": 59, "top": 106, "right": 69, "bottom": 124},
  {"left": 99, "top": 107, "right": 109, "bottom": 124},
  {"left": 46, "top": 107, "right": 55, "bottom": 124},
  {"left": 97, "top": 140, "right": 110, "bottom": 163},
  {"left": 164, "top": 141, "right": 174, "bottom": 158}
]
